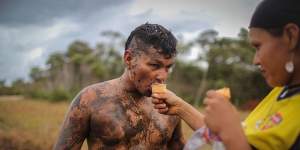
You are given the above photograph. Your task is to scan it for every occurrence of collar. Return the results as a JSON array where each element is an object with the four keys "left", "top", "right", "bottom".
[{"left": 277, "top": 84, "right": 300, "bottom": 100}]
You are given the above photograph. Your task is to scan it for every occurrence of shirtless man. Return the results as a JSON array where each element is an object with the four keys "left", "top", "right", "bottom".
[{"left": 54, "top": 23, "right": 185, "bottom": 150}]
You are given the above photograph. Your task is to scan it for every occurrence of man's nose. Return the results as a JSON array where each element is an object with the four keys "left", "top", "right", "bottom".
[{"left": 155, "top": 69, "right": 168, "bottom": 83}]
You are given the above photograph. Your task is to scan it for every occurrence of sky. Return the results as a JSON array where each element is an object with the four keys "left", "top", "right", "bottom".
[{"left": 0, "top": 0, "right": 261, "bottom": 84}]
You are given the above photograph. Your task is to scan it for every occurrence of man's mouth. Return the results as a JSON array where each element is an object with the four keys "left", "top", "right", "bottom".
[{"left": 145, "top": 89, "right": 152, "bottom": 97}]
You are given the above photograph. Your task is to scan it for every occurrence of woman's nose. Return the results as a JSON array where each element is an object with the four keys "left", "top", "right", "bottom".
[{"left": 252, "top": 51, "right": 260, "bottom": 66}]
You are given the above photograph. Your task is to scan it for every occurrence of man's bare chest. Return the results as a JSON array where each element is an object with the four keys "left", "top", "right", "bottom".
[{"left": 88, "top": 97, "right": 178, "bottom": 147}]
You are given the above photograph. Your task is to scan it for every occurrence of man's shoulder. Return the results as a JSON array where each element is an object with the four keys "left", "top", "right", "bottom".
[
  {"left": 77, "top": 79, "right": 119, "bottom": 106},
  {"left": 82, "top": 79, "right": 117, "bottom": 95}
]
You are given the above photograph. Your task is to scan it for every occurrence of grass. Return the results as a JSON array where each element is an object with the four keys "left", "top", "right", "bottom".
[
  {"left": 0, "top": 96, "right": 249, "bottom": 150},
  {"left": 0, "top": 96, "right": 70, "bottom": 150}
]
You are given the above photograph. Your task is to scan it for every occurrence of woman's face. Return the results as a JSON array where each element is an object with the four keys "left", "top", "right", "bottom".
[{"left": 249, "top": 28, "right": 291, "bottom": 87}]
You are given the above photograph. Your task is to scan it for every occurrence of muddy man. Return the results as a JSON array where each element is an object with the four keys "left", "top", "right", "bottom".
[{"left": 54, "top": 23, "right": 185, "bottom": 150}]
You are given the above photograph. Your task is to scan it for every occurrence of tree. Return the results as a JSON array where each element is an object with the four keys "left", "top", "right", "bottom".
[
  {"left": 194, "top": 29, "right": 219, "bottom": 105},
  {"left": 47, "top": 52, "right": 64, "bottom": 69},
  {"left": 199, "top": 28, "right": 269, "bottom": 105},
  {"left": 0, "top": 80, "right": 5, "bottom": 87},
  {"left": 11, "top": 79, "right": 27, "bottom": 94},
  {"left": 30, "top": 67, "right": 44, "bottom": 82},
  {"left": 66, "top": 41, "right": 93, "bottom": 90}
]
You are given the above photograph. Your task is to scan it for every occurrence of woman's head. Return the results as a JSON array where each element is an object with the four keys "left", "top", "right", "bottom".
[{"left": 249, "top": 0, "right": 300, "bottom": 87}]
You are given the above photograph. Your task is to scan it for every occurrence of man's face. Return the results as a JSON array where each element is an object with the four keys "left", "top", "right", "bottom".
[{"left": 127, "top": 47, "right": 175, "bottom": 96}]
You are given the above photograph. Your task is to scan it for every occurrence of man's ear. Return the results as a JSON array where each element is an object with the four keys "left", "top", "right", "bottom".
[
  {"left": 284, "top": 23, "right": 300, "bottom": 51},
  {"left": 124, "top": 49, "right": 133, "bottom": 68}
]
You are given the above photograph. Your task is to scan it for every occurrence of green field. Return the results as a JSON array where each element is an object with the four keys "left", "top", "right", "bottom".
[{"left": 0, "top": 96, "right": 249, "bottom": 150}]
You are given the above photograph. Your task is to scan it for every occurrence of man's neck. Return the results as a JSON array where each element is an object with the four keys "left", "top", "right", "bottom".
[{"left": 118, "top": 70, "right": 143, "bottom": 99}]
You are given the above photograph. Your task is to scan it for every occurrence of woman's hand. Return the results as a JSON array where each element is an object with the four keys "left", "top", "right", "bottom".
[
  {"left": 151, "top": 89, "right": 185, "bottom": 115},
  {"left": 203, "top": 90, "right": 250, "bottom": 150},
  {"left": 152, "top": 89, "right": 206, "bottom": 130},
  {"left": 203, "top": 90, "right": 239, "bottom": 136}
]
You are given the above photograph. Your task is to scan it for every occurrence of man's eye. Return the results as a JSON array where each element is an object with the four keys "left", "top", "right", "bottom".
[{"left": 150, "top": 64, "right": 160, "bottom": 69}]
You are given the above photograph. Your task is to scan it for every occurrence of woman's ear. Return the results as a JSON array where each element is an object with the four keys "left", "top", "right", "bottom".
[{"left": 284, "top": 23, "right": 300, "bottom": 51}]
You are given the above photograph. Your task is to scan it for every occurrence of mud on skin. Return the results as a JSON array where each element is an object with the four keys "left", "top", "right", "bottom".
[{"left": 54, "top": 81, "right": 185, "bottom": 150}]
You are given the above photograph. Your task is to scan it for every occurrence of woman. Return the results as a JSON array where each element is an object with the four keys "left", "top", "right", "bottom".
[{"left": 152, "top": 0, "right": 300, "bottom": 149}]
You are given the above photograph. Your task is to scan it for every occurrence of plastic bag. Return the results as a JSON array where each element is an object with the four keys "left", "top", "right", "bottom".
[{"left": 184, "top": 127, "right": 225, "bottom": 150}]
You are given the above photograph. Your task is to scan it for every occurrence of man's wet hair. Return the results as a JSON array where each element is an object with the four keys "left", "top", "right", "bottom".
[{"left": 125, "top": 23, "right": 177, "bottom": 57}]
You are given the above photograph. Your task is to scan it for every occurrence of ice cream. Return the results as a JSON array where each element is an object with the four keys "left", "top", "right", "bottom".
[
  {"left": 216, "top": 87, "right": 231, "bottom": 99},
  {"left": 151, "top": 83, "right": 167, "bottom": 93}
]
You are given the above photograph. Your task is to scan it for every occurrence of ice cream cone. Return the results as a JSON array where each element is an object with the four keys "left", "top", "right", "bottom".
[
  {"left": 151, "top": 83, "right": 167, "bottom": 93},
  {"left": 216, "top": 87, "right": 231, "bottom": 99}
]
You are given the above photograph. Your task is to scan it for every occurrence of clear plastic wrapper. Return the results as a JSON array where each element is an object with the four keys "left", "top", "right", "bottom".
[{"left": 184, "top": 127, "right": 225, "bottom": 150}]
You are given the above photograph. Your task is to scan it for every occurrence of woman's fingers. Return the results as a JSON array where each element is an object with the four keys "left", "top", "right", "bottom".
[
  {"left": 152, "top": 99, "right": 169, "bottom": 114},
  {"left": 158, "top": 107, "right": 168, "bottom": 114},
  {"left": 152, "top": 98, "right": 161, "bottom": 104},
  {"left": 152, "top": 97, "right": 165, "bottom": 104},
  {"left": 152, "top": 93, "right": 167, "bottom": 99},
  {"left": 154, "top": 103, "right": 167, "bottom": 109}
]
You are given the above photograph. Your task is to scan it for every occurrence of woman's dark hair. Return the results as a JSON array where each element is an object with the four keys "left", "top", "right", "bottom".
[
  {"left": 249, "top": 0, "right": 300, "bottom": 29},
  {"left": 125, "top": 23, "right": 177, "bottom": 56},
  {"left": 266, "top": 27, "right": 300, "bottom": 49},
  {"left": 265, "top": 28, "right": 284, "bottom": 37},
  {"left": 250, "top": 0, "right": 300, "bottom": 47}
]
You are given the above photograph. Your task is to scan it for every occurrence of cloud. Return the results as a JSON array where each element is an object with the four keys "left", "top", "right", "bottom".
[
  {"left": 0, "top": 0, "right": 261, "bottom": 84},
  {"left": 0, "top": 0, "right": 133, "bottom": 84},
  {"left": 0, "top": 18, "right": 80, "bottom": 83},
  {"left": 127, "top": 0, "right": 261, "bottom": 36},
  {"left": 0, "top": 0, "right": 129, "bottom": 26},
  {"left": 28, "top": 47, "right": 44, "bottom": 61}
]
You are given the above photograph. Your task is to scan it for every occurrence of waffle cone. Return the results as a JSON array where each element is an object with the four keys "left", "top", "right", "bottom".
[
  {"left": 151, "top": 83, "right": 167, "bottom": 93},
  {"left": 216, "top": 87, "right": 231, "bottom": 99}
]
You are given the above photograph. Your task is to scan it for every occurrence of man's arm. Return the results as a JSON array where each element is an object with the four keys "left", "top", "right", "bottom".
[
  {"left": 54, "top": 91, "right": 90, "bottom": 150},
  {"left": 167, "top": 119, "right": 185, "bottom": 149}
]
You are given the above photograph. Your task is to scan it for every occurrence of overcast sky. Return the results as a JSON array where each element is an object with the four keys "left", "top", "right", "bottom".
[{"left": 0, "top": 0, "right": 261, "bottom": 84}]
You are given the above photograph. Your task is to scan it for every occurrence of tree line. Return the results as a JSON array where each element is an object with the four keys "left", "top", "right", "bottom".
[{"left": 0, "top": 29, "right": 270, "bottom": 107}]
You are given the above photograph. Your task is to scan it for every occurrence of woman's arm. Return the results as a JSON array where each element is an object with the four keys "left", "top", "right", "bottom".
[
  {"left": 152, "top": 90, "right": 205, "bottom": 130},
  {"left": 152, "top": 89, "right": 253, "bottom": 150}
]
